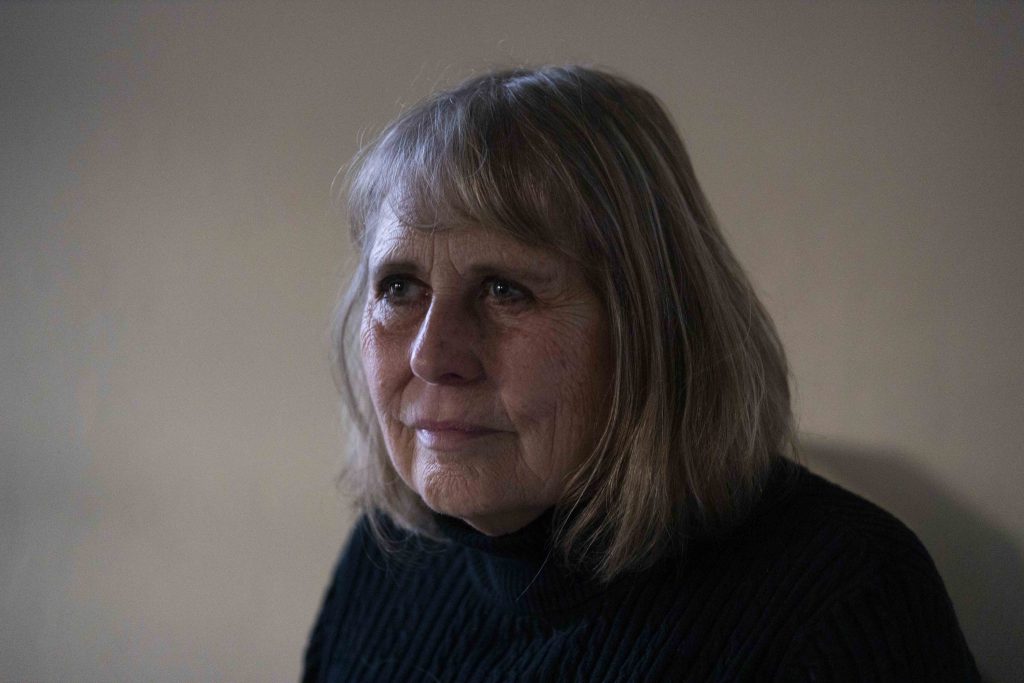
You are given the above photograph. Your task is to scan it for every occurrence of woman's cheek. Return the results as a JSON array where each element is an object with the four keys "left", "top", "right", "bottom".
[
  {"left": 365, "top": 298, "right": 419, "bottom": 332},
  {"left": 534, "top": 322, "right": 608, "bottom": 440},
  {"left": 360, "top": 314, "right": 409, "bottom": 419},
  {"left": 499, "top": 335, "right": 566, "bottom": 429},
  {"left": 360, "top": 322, "right": 415, "bottom": 483}
]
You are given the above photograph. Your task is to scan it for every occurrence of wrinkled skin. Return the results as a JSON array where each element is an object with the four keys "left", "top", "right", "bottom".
[{"left": 360, "top": 213, "right": 612, "bottom": 536}]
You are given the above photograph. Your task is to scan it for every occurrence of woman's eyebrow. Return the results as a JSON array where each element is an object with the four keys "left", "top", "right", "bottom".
[
  {"left": 366, "top": 234, "right": 429, "bottom": 277},
  {"left": 462, "top": 262, "right": 558, "bottom": 285},
  {"left": 368, "top": 253, "right": 561, "bottom": 286},
  {"left": 369, "top": 259, "right": 424, "bottom": 280}
]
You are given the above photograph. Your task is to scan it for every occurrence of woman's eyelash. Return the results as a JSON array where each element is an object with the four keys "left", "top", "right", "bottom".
[
  {"left": 376, "top": 275, "right": 418, "bottom": 302},
  {"left": 374, "top": 275, "right": 532, "bottom": 305},
  {"left": 483, "top": 277, "right": 532, "bottom": 304}
]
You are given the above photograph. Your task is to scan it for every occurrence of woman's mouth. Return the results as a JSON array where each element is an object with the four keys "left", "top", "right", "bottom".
[{"left": 410, "top": 420, "right": 502, "bottom": 450}]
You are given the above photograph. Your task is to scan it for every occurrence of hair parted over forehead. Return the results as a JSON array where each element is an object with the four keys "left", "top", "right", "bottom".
[{"left": 331, "top": 64, "right": 795, "bottom": 581}]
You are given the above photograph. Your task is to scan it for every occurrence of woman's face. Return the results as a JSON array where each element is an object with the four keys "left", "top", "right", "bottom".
[{"left": 360, "top": 213, "right": 612, "bottom": 536}]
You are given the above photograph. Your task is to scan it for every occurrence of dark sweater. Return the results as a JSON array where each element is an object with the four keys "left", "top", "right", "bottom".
[{"left": 302, "top": 460, "right": 979, "bottom": 681}]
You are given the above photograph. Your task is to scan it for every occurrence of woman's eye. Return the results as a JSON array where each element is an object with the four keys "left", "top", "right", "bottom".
[
  {"left": 485, "top": 278, "right": 530, "bottom": 306},
  {"left": 377, "top": 276, "right": 422, "bottom": 304}
]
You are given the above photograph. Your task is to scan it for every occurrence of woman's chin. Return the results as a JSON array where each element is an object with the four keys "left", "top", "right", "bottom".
[
  {"left": 412, "top": 458, "right": 550, "bottom": 535},
  {"left": 418, "top": 484, "right": 508, "bottom": 534},
  {"left": 419, "top": 488, "right": 543, "bottom": 536},
  {"left": 445, "top": 509, "right": 541, "bottom": 537}
]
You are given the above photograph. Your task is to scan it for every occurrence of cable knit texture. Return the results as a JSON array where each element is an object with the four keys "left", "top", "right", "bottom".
[{"left": 302, "top": 460, "right": 979, "bottom": 681}]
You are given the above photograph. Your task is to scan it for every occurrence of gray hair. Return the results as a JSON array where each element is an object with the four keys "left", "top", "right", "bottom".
[{"left": 331, "top": 65, "right": 794, "bottom": 581}]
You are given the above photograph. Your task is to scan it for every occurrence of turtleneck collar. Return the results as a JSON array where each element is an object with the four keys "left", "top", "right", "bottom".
[
  {"left": 424, "top": 457, "right": 803, "bottom": 617},
  {"left": 434, "top": 508, "right": 556, "bottom": 558},
  {"left": 432, "top": 508, "right": 611, "bottom": 616}
]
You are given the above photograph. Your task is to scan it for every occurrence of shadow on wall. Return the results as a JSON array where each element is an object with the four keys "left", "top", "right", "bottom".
[{"left": 800, "top": 437, "right": 1023, "bottom": 683}]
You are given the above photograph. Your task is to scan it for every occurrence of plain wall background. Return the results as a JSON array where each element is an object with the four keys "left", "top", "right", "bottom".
[{"left": 2, "top": 2, "right": 1021, "bottom": 680}]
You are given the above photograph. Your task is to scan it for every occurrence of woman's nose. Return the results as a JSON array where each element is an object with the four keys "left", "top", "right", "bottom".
[{"left": 409, "top": 298, "right": 484, "bottom": 385}]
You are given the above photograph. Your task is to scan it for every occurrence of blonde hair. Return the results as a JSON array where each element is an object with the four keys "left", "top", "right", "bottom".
[{"left": 331, "top": 65, "right": 794, "bottom": 581}]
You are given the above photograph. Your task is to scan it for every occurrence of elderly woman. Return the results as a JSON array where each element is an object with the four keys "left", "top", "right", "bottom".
[{"left": 303, "top": 66, "right": 978, "bottom": 681}]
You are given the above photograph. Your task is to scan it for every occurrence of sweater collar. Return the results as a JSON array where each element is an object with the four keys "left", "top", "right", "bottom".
[
  {"left": 432, "top": 508, "right": 610, "bottom": 616},
  {"left": 427, "top": 458, "right": 803, "bottom": 616},
  {"left": 434, "top": 508, "right": 555, "bottom": 559}
]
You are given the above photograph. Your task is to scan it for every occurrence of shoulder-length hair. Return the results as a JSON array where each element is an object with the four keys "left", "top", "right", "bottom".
[{"left": 331, "top": 65, "right": 794, "bottom": 582}]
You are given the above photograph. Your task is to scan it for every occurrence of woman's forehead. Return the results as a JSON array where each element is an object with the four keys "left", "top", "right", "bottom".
[{"left": 366, "top": 217, "right": 565, "bottom": 287}]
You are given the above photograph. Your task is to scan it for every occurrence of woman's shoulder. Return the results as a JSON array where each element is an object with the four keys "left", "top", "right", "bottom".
[
  {"left": 324, "top": 511, "right": 437, "bottom": 582},
  {"left": 722, "top": 458, "right": 954, "bottom": 608},
  {"left": 301, "top": 513, "right": 440, "bottom": 681},
  {"left": 768, "top": 461, "right": 940, "bottom": 576},
  {"left": 730, "top": 458, "right": 980, "bottom": 680}
]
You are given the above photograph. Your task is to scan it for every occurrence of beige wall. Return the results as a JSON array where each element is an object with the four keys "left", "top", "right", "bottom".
[{"left": 2, "top": 2, "right": 1021, "bottom": 680}]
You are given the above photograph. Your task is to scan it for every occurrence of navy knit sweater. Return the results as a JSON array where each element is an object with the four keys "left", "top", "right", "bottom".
[{"left": 302, "top": 460, "right": 979, "bottom": 681}]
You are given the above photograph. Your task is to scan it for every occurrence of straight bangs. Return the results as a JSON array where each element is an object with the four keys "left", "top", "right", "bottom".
[{"left": 345, "top": 77, "right": 594, "bottom": 277}]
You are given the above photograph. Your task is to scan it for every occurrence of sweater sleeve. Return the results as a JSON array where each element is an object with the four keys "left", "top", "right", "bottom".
[{"left": 777, "top": 561, "right": 981, "bottom": 682}]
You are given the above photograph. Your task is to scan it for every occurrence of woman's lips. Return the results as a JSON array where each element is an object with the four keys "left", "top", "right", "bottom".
[{"left": 410, "top": 420, "right": 502, "bottom": 450}]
